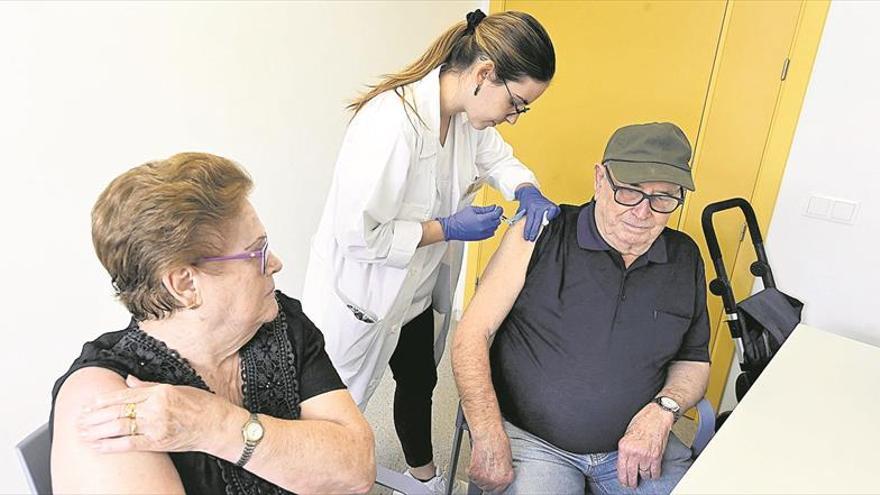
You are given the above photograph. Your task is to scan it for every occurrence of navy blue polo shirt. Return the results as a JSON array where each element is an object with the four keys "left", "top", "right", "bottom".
[{"left": 489, "top": 201, "right": 710, "bottom": 454}]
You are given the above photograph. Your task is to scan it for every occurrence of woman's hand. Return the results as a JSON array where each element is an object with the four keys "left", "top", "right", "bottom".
[
  {"left": 514, "top": 184, "right": 559, "bottom": 241},
  {"left": 77, "top": 375, "right": 230, "bottom": 454},
  {"left": 437, "top": 205, "right": 504, "bottom": 241}
]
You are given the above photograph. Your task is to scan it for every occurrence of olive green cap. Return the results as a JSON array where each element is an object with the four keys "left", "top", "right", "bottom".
[{"left": 602, "top": 122, "right": 695, "bottom": 191}]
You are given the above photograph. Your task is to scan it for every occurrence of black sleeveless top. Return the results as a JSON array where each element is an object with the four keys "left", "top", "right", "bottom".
[{"left": 50, "top": 291, "right": 345, "bottom": 494}]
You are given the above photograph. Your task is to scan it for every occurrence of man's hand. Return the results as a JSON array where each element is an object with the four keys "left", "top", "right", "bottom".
[
  {"left": 616, "top": 402, "right": 675, "bottom": 488},
  {"left": 468, "top": 426, "right": 515, "bottom": 492}
]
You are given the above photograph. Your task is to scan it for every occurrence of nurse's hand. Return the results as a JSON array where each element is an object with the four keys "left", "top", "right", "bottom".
[
  {"left": 438, "top": 205, "right": 503, "bottom": 241},
  {"left": 515, "top": 185, "right": 560, "bottom": 242}
]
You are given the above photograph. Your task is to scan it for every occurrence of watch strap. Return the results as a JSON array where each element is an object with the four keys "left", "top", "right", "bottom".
[
  {"left": 654, "top": 396, "right": 682, "bottom": 421},
  {"left": 236, "top": 443, "right": 257, "bottom": 468},
  {"left": 236, "top": 413, "right": 261, "bottom": 468}
]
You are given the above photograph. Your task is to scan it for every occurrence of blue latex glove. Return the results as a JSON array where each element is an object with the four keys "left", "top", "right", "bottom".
[
  {"left": 515, "top": 185, "right": 560, "bottom": 241},
  {"left": 437, "top": 205, "right": 503, "bottom": 241}
]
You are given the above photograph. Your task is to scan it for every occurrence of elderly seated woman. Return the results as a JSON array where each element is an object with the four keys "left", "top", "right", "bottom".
[{"left": 50, "top": 152, "right": 375, "bottom": 494}]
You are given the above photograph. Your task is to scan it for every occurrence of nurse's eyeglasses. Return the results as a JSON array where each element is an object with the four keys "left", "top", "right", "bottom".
[
  {"left": 603, "top": 165, "right": 684, "bottom": 214},
  {"left": 502, "top": 79, "right": 530, "bottom": 117},
  {"left": 198, "top": 238, "right": 270, "bottom": 275}
]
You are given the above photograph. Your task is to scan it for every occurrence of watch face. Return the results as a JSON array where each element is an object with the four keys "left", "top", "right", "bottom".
[
  {"left": 660, "top": 396, "right": 679, "bottom": 411},
  {"left": 244, "top": 421, "right": 264, "bottom": 442}
]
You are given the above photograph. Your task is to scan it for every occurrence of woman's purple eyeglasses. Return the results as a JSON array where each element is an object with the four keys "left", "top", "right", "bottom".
[{"left": 198, "top": 239, "right": 269, "bottom": 274}]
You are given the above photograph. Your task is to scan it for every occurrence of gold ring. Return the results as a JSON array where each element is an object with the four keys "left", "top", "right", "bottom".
[
  {"left": 129, "top": 417, "right": 138, "bottom": 436},
  {"left": 122, "top": 402, "right": 137, "bottom": 419}
]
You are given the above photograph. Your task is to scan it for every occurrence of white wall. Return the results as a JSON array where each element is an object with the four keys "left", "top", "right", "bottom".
[
  {"left": 763, "top": 1, "right": 880, "bottom": 345},
  {"left": 0, "top": 1, "right": 480, "bottom": 492},
  {"left": 720, "top": 1, "right": 880, "bottom": 412}
]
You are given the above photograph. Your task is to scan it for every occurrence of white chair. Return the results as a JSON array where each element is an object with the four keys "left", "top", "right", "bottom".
[{"left": 15, "top": 423, "right": 52, "bottom": 495}]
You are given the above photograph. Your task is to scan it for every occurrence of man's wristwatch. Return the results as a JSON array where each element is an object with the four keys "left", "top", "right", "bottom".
[
  {"left": 236, "top": 413, "right": 264, "bottom": 467},
  {"left": 653, "top": 396, "right": 682, "bottom": 422}
]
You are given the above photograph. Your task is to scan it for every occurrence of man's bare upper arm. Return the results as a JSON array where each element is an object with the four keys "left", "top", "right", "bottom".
[
  {"left": 52, "top": 367, "right": 184, "bottom": 494},
  {"left": 458, "top": 220, "right": 539, "bottom": 341}
]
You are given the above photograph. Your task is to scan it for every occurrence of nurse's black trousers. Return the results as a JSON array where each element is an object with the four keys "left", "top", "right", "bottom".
[{"left": 388, "top": 305, "right": 439, "bottom": 468}]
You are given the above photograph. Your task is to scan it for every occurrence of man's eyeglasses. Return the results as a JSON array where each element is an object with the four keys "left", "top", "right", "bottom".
[
  {"left": 198, "top": 239, "right": 270, "bottom": 275},
  {"left": 502, "top": 79, "right": 530, "bottom": 118},
  {"left": 603, "top": 165, "right": 684, "bottom": 214}
]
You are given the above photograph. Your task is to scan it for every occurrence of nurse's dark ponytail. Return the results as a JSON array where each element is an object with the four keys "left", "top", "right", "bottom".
[{"left": 348, "top": 9, "right": 555, "bottom": 115}]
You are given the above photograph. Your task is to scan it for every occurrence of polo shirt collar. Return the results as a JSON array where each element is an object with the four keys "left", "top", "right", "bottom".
[
  {"left": 577, "top": 201, "right": 611, "bottom": 251},
  {"left": 577, "top": 201, "right": 669, "bottom": 264}
]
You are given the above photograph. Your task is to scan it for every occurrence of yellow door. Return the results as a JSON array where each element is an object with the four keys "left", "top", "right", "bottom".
[
  {"left": 466, "top": 1, "right": 829, "bottom": 409},
  {"left": 677, "top": 1, "right": 827, "bottom": 406},
  {"left": 466, "top": 0, "right": 727, "bottom": 301}
]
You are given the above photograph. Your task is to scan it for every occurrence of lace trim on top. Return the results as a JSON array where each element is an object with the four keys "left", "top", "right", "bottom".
[
  {"left": 123, "top": 327, "right": 210, "bottom": 391},
  {"left": 225, "top": 302, "right": 301, "bottom": 495},
  {"left": 116, "top": 295, "right": 299, "bottom": 495}
]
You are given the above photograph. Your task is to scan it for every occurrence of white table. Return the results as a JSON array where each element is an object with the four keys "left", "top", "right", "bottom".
[{"left": 674, "top": 324, "right": 880, "bottom": 494}]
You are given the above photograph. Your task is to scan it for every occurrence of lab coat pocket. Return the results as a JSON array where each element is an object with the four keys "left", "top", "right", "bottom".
[
  {"left": 464, "top": 176, "right": 486, "bottom": 197},
  {"left": 458, "top": 176, "right": 486, "bottom": 210},
  {"left": 330, "top": 289, "right": 384, "bottom": 368},
  {"left": 336, "top": 287, "right": 380, "bottom": 324},
  {"left": 458, "top": 187, "right": 482, "bottom": 210}
]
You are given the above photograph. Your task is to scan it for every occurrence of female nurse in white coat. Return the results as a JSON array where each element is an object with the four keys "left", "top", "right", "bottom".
[{"left": 302, "top": 9, "right": 558, "bottom": 489}]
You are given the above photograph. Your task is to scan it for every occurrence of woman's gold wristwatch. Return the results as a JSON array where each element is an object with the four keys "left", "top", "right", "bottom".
[{"left": 236, "top": 413, "right": 264, "bottom": 467}]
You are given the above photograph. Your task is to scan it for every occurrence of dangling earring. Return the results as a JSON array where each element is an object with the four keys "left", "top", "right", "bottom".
[{"left": 473, "top": 84, "right": 482, "bottom": 96}]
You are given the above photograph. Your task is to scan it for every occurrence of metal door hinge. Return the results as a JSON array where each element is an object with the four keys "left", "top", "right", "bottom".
[
  {"left": 739, "top": 223, "right": 747, "bottom": 242},
  {"left": 781, "top": 57, "right": 791, "bottom": 81}
]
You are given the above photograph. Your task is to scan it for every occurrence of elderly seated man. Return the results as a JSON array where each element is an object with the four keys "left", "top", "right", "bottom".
[
  {"left": 453, "top": 123, "right": 711, "bottom": 494},
  {"left": 51, "top": 152, "right": 375, "bottom": 494}
]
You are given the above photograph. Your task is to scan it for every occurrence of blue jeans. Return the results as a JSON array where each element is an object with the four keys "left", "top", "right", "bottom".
[{"left": 498, "top": 420, "right": 693, "bottom": 495}]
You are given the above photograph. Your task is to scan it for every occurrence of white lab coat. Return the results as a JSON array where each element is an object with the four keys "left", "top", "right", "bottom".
[{"left": 301, "top": 67, "right": 537, "bottom": 408}]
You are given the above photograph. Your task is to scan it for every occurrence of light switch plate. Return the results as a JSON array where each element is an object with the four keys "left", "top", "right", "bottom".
[
  {"left": 830, "top": 199, "right": 858, "bottom": 224},
  {"left": 805, "top": 195, "right": 833, "bottom": 218},
  {"left": 804, "top": 194, "right": 859, "bottom": 225}
]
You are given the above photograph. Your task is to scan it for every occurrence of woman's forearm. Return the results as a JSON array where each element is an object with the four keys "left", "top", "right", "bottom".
[
  {"left": 419, "top": 219, "right": 445, "bottom": 247},
  {"left": 205, "top": 403, "right": 375, "bottom": 494}
]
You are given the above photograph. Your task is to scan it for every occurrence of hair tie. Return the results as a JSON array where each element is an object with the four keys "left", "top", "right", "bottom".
[{"left": 465, "top": 9, "right": 486, "bottom": 34}]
